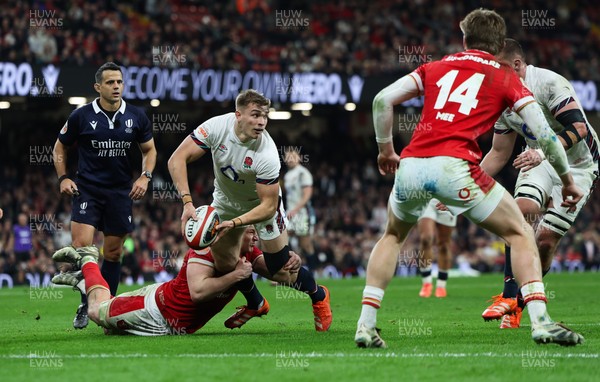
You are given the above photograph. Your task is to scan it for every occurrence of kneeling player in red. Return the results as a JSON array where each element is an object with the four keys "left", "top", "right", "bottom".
[{"left": 51, "top": 227, "right": 302, "bottom": 335}]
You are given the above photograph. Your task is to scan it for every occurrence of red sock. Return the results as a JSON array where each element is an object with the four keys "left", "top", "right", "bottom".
[{"left": 82, "top": 262, "right": 110, "bottom": 294}]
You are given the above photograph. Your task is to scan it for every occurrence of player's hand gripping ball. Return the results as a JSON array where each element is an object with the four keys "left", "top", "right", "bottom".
[{"left": 184, "top": 205, "right": 220, "bottom": 249}]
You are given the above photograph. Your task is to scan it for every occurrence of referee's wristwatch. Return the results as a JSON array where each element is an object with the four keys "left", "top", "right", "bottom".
[{"left": 142, "top": 170, "right": 152, "bottom": 180}]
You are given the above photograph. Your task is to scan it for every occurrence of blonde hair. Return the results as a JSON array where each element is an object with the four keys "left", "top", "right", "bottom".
[
  {"left": 459, "top": 9, "right": 506, "bottom": 55},
  {"left": 235, "top": 89, "right": 270, "bottom": 110}
]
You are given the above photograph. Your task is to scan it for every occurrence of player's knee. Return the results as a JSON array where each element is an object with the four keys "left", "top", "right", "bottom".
[
  {"left": 264, "top": 245, "right": 291, "bottom": 277},
  {"left": 103, "top": 247, "right": 122, "bottom": 262},
  {"left": 419, "top": 234, "right": 434, "bottom": 249},
  {"left": 537, "top": 234, "right": 558, "bottom": 259}
]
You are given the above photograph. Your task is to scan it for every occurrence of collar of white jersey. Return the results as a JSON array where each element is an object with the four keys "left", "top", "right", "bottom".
[
  {"left": 92, "top": 98, "right": 127, "bottom": 115},
  {"left": 524, "top": 64, "right": 535, "bottom": 83}
]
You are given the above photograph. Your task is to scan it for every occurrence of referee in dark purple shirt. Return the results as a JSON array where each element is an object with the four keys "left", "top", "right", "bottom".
[{"left": 53, "top": 62, "right": 156, "bottom": 329}]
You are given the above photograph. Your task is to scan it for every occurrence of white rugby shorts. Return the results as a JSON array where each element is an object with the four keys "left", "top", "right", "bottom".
[
  {"left": 418, "top": 198, "right": 457, "bottom": 227},
  {"left": 514, "top": 160, "right": 597, "bottom": 236},
  {"left": 389, "top": 157, "right": 505, "bottom": 224}
]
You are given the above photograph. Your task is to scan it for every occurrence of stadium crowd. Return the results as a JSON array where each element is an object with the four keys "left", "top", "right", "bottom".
[
  {"left": 0, "top": 0, "right": 598, "bottom": 79},
  {"left": 1, "top": 0, "right": 599, "bottom": 287},
  {"left": 1, "top": 119, "right": 599, "bottom": 287}
]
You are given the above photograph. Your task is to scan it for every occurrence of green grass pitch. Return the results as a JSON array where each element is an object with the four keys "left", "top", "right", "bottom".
[{"left": 1, "top": 273, "right": 598, "bottom": 382}]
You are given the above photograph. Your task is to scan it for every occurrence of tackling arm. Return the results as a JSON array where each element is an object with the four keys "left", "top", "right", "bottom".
[{"left": 187, "top": 257, "right": 252, "bottom": 303}]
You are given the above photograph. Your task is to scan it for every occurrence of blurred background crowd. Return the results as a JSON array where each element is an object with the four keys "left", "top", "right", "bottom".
[
  {"left": 1, "top": 0, "right": 599, "bottom": 79},
  {"left": 1, "top": 0, "right": 600, "bottom": 286},
  {"left": 1, "top": 123, "right": 599, "bottom": 287}
]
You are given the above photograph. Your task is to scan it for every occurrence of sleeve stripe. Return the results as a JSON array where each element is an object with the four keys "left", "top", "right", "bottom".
[
  {"left": 256, "top": 177, "right": 279, "bottom": 185},
  {"left": 494, "top": 128, "right": 515, "bottom": 135},
  {"left": 550, "top": 96, "right": 575, "bottom": 115},
  {"left": 188, "top": 258, "right": 214, "bottom": 267},
  {"left": 189, "top": 133, "right": 210, "bottom": 150},
  {"left": 409, "top": 72, "right": 424, "bottom": 93},
  {"left": 513, "top": 96, "right": 536, "bottom": 112}
]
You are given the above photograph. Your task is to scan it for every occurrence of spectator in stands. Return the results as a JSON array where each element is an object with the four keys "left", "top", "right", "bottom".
[{"left": 12, "top": 213, "right": 32, "bottom": 264}]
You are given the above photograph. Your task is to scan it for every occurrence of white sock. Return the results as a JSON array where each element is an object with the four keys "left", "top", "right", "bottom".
[
  {"left": 75, "top": 278, "right": 86, "bottom": 295},
  {"left": 436, "top": 279, "right": 447, "bottom": 289},
  {"left": 420, "top": 267, "right": 432, "bottom": 284},
  {"left": 358, "top": 285, "right": 384, "bottom": 328},
  {"left": 521, "top": 281, "right": 551, "bottom": 325}
]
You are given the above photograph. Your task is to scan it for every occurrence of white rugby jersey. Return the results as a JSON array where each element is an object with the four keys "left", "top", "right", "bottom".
[
  {"left": 191, "top": 113, "right": 281, "bottom": 211},
  {"left": 494, "top": 65, "right": 599, "bottom": 169},
  {"left": 284, "top": 164, "right": 313, "bottom": 210}
]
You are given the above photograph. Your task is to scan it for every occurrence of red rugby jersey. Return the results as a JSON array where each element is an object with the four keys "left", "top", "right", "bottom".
[
  {"left": 401, "top": 49, "right": 535, "bottom": 163},
  {"left": 155, "top": 247, "right": 262, "bottom": 334}
]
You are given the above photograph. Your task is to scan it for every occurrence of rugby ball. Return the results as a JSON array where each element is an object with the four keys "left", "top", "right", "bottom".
[{"left": 184, "top": 205, "right": 220, "bottom": 249}]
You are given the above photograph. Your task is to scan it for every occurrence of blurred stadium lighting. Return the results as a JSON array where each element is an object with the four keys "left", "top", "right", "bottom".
[
  {"left": 344, "top": 102, "right": 357, "bottom": 111},
  {"left": 68, "top": 97, "right": 87, "bottom": 106},
  {"left": 301, "top": 110, "right": 311, "bottom": 117},
  {"left": 0, "top": 101, "right": 10, "bottom": 109},
  {"left": 268, "top": 111, "right": 292, "bottom": 120},
  {"left": 150, "top": 99, "right": 160, "bottom": 107},
  {"left": 291, "top": 103, "right": 313, "bottom": 111}
]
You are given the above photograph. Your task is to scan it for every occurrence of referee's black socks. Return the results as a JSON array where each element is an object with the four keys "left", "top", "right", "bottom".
[{"left": 101, "top": 259, "right": 121, "bottom": 297}]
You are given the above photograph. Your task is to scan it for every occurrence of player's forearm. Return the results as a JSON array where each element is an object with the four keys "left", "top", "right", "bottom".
[
  {"left": 140, "top": 145, "right": 157, "bottom": 174},
  {"left": 293, "top": 187, "right": 312, "bottom": 211},
  {"left": 53, "top": 140, "right": 68, "bottom": 177},
  {"left": 517, "top": 102, "right": 570, "bottom": 176},
  {"left": 167, "top": 154, "right": 191, "bottom": 195},
  {"left": 235, "top": 201, "right": 277, "bottom": 226},
  {"left": 480, "top": 150, "right": 509, "bottom": 177},
  {"left": 190, "top": 272, "right": 244, "bottom": 302},
  {"left": 373, "top": 75, "right": 420, "bottom": 145},
  {"left": 373, "top": 94, "right": 395, "bottom": 145}
]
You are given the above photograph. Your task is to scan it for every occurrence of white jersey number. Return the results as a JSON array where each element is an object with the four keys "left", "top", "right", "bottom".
[{"left": 434, "top": 70, "right": 485, "bottom": 115}]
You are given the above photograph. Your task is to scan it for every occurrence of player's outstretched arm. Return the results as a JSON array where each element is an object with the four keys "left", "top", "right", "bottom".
[
  {"left": 517, "top": 101, "right": 583, "bottom": 208},
  {"left": 480, "top": 131, "right": 517, "bottom": 177},
  {"left": 187, "top": 257, "right": 252, "bottom": 303},
  {"left": 168, "top": 136, "right": 207, "bottom": 231}
]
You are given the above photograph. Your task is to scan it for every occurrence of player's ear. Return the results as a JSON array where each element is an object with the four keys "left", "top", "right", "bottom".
[
  {"left": 513, "top": 58, "right": 522, "bottom": 71},
  {"left": 94, "top": 82, "right": 100, "bottom": 93}
]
